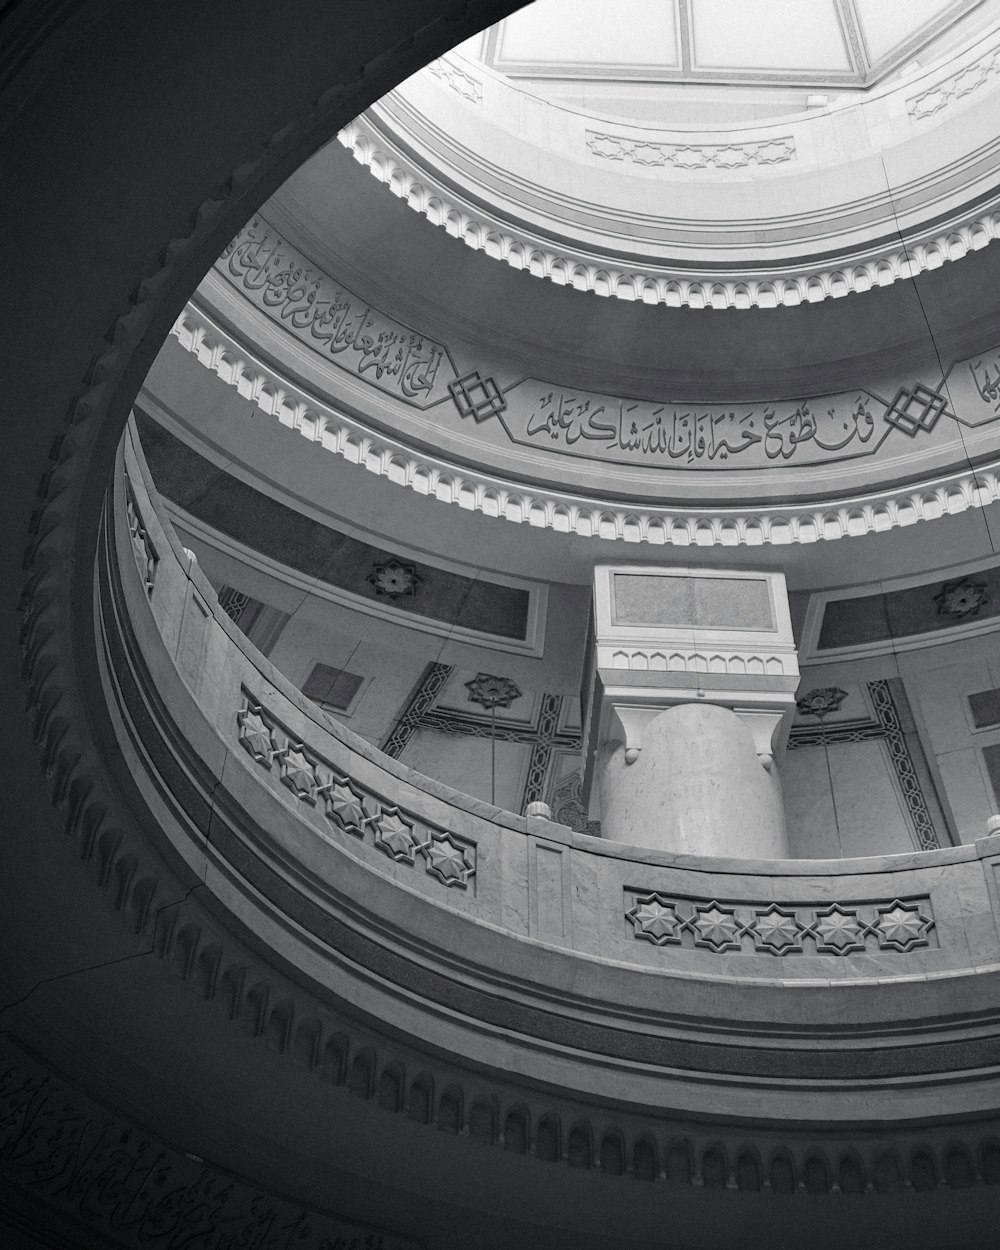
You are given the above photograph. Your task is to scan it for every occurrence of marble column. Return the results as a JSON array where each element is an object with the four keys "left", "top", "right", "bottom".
[{"left": 581, "top": 566, "right": 800, "bottom": 858}]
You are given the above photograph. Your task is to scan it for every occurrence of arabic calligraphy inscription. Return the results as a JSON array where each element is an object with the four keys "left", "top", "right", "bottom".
[
  {"left": 221, "top": 219, "right": 454, "bottom": 405},
  {"left": 510, "top": 385, "right": 884, "bottom": 469}
]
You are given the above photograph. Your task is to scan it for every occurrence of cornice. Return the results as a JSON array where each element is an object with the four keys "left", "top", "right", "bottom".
[
  {"left": 332, "top": 19, "right": 1000, "bottom": 311},
  {"left": 171, "top": 300, "right": 1000, "bottom": 547},
  {"left": 339, "top": 113, "right": 1000, "bottom": 311}
]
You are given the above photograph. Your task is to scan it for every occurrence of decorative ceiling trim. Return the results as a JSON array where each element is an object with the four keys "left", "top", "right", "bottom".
[
  {"left": 171, "top": 303, "right": 1000, "bottom": 547},
  {"left": 586, "top": 129, "right": 797, "bottom": 170},
  {"left": 338, "top": 115, "right": 1000, "bottom": 310},
  {"left": 908, "top": 39, "right": 1000, "bottom": 117}
]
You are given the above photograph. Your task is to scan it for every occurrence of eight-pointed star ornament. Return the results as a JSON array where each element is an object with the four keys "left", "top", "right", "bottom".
[
  {"left": 875, "top": 902, "right": 933, "bottom": 952},
  {"left": 423, "top": 836, "right": 473, "bottom": 886},
  {"left": 279, "top": 744, "right": 316, "bottom": 801},
  {"left": 750, "top": 906, "right": 802, "bottom": 954},
  {"left": 692, "top": 904, "right": 742, "bottom": 952},
  {"left": 627, "top": 897, "right": 680, "bottom": 945},
  {"left": 812, "top": 905, "right": 865, "bottom": 953},
  {"left": 321, "top": 777, "right": 371, "bottom": 838},
  {"left": 374, "top": 807, "right": 419, "bottom": 862},
  {"left": 237, "top": 706, "right": 274, "bottom": 765}
]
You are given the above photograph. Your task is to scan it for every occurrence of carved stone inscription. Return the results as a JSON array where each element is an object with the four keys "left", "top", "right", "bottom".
[
  {"left": 0, "top": 1038, "right": 417, "bottom": 1250},
  {"left": 447, "top": 351, "right": 1000, "bottom": 472},
  {"left": 457, "top": 379, "right": 929, "bottom": 470},
  {"left": 220, "top": 219, "right": 456, "bottom": 406},
  {"left": 626, "top": 891, "right": 936, "bottom": 955}
]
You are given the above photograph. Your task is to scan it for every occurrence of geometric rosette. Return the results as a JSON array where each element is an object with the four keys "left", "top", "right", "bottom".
[
  {"left": 748, "top": 905, "right": 803, "bottom": 955},
  {"left": 237, "top": 704, "right": 275, "bottom": 766},
  {"left": 372, "top": 806, "right": 419, "bottom": 863},
  {"left": 321, "top": 776, "right": 372, "bottom": 838},
  {"left": 279, "top": 742, "right": 317, "bottom": 803},
  {"left": 422, "top": 834, "right": 475, "bottom": 888},
  {"left": 874, "top": 900, "right": 934, "bottom": 952},
  {"left": 691, "top": 903, "right": 744, "bottom": 953},
  {"left": 626, "top": 895, "right": 681, "bottom": 945},
  {"left": 810, "top": 905, "right": 866, "bottom": 955}
]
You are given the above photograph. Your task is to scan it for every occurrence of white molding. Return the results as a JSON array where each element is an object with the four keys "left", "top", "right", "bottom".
[
  {"left": 339, "top": 113, "right": 1000, "bottom": 312},
  {"left": 335, "top": 17, "right": 1000, "bottom": 311},
  {"left": 171, "top": 302, "right": 1000, "bottom": 548}
]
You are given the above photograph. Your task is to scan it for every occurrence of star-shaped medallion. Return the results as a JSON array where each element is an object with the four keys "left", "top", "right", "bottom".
[
  {"left": 279, "top": 743, "right": 316, "bottom": 802},
  {"left": 465, "top": 672, "right": 522, "bottom": 710},
  {"left": 367, "top": 559, "right": 421, "bottom": 598},
  {"left": 237, "top": 706, "right": 274, "bottom": 766},
  {"left": 626, "top": 897, "right": 680, "bottom": 945},
  {"left": 423, "top": 836, "right": 474, "bottom": 887},
  {"left": 691, "top": 904, "right": 743, "bottom": 953},
  {"left": 874, "top": 902, "right": 933, "bottom": 952},
  {"left": 749, "top": 906, "right": 802, "bottom": 955},
  {"left": 373, "top": 807, "right": 418, "bottom": 863},
  {"left": 320, "top": 777, "right": 371, "bottom": 838},
  {"left": 812, "top": 905, "right": 865, "bottom": 954},
  {"left": 934, "top": 576, "right": 989, "bottom": 619}
]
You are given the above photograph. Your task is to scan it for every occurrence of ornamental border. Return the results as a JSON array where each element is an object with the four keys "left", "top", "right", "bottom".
[
  {"left": 338, "top": 114, "right": 1000, "bottom": 312},
  {"left": 625, "top": 891, "right": 936, "bottom": 957},
  {"left": 237, "top": 690, "right": 477, "bottom": 890},
  {"left": 171, "top": 303, "right": 1000, "bottom": 547}
]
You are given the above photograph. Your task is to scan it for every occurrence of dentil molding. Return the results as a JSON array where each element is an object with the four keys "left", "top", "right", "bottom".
[{"left": 171, "top": 302, "right": 1000, "bottom": 547}]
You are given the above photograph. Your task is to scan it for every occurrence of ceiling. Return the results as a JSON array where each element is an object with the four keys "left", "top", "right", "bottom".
[{"left": 469, "top": 0, "right": 987, "bottom": 92}]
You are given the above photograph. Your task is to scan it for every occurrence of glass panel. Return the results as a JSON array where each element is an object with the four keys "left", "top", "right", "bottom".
[
  {"left": 691, "top": 0, "right": 851, "bottom": 70},
  {"left": 499, "top": 0, "right": 680, "bottom": 67}
]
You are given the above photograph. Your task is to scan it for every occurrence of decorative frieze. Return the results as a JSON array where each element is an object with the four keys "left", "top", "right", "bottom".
[
  {"left": 626, "top": 891, "right": 936, "bottom": 956},
  {"left": 171, "top": 303, "right": 1000, "bottom": 547},
  {"left": 909, "top": 44, "right": 1000, "bottom": 119},
  {"left": 339, "top": 115, "right": 1000, "bottom": 311},
  {"left": 426, "top": 56, "right": 482, "bottom": 103},
  {"left": 237, "top": 692, "right": 476, "bottom": 889},
  {"left": 0, "top": 1039, "right": 417, "bottom": 1250},
  {"left": 587, "top": 131, "right": 796, "bottom": 171},
  {"left": 220, "top": 218, "right": 455, "bottom": 405}
]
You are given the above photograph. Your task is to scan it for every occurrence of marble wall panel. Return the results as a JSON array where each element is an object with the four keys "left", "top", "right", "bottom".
[{"left": 783, "top": 740, "right": 918, "bottom": 859}]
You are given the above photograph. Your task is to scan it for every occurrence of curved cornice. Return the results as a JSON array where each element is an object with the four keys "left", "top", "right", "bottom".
[
  {"left": 340, "top": 114, "right": 1000, "bottom": 312},
  {"left": 171, "top": 300, "right": 1000, "bottom": 547},
  {"left": 337, "top": 21, "right": 1000, "bottom": 310}
]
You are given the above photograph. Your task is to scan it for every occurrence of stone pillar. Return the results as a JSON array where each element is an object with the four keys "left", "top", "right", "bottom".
[{"left": 581, "top": 566, "right": 800, "bottom": 858}]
